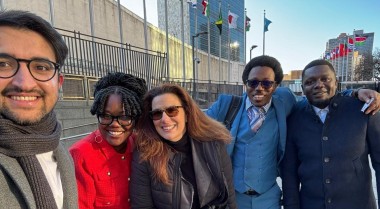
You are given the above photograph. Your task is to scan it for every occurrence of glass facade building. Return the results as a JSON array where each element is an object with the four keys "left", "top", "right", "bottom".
[{"left": 158, "top": 0, "right": 246, "bottom": 63}]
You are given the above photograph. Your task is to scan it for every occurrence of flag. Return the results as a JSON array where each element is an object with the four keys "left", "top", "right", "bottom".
[
  {"left": 348, "top": 37, "right": 354, "bottom": 52},
  {"left": 324, "top": 52, "right": 331, "bottom": 60},
  {"left": 245, "top": 16, "right": 251, "bottom": 31},
  {"left": 355, "top": 36, "right": 367, "bottom": 46},
  {"left": 215, "top": 6, "right": 222, "bottom": 35},
  {"left": 335, "top": 46, "right": 340, "bottom": 58},
  {"left": 228, "top": 11, "right": 238, "bottom": 29},
  {"left": 331, "top": 49, "right": 336, "bottom": 60},
  {"left": 339, "top": 44, "right": 345, "bottom": 56},
  {"left": 264, "top": 17, "right": 272, "bottom": 32},
  {"left": 187, "top": 0, "right": 197, "bottom": 8},
  {"left": 201, "top": 0, "right": 209, "bottom": 17}
]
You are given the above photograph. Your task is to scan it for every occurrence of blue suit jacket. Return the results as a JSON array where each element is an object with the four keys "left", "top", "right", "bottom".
[{"left": 207, "top": 87, "right": 297, "bottom": 167}]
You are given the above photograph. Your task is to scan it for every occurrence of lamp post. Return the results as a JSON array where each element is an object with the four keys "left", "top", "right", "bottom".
[
  {"left": 192, "top": 31, "right": 208, "bottom": 99},
  {"left": 250, "top": 45, "right": 258, "bottom": 60}
]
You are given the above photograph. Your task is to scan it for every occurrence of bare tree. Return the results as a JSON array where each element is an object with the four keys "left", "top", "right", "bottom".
[
  {"left": 373, "top": 48, "right": 380, "bottom": 81},
  {"left": 354, "top": 48, "right": 380, "bottom": 81}
]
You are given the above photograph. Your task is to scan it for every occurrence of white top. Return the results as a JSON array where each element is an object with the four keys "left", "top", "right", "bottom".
[{"left": 36, "top": 151, "right": 63, "bottom": 209}]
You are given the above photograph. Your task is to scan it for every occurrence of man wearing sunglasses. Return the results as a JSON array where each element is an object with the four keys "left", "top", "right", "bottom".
[{"left": 207, "top": 55, "right": 380, "bottom": 209}]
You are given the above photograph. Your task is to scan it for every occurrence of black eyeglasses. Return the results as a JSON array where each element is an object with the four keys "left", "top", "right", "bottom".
[
  {"left": 246, "top": 79, "right": 275, "bottom": 89},
  {"left": 149, "top": 106, "right": 183, "bottom": 120},
  {"left": 97, "top": 114, "right": 133, "bottom": 126},
  {"left": 0, "top": 54, "right": 60, "bottom": 82}
]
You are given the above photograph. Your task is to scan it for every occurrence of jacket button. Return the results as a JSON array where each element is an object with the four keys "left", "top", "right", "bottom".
[
  {"left": 121, "top": 156, "right": 125, "bottom": 160},
  {"left": 128, "top": 177, "right": 130, "bottom": 181},
  {"left": 107, "top": 171, "right": 111, "bottom": 176},
  {"left": 106, "top": 202, "right": 111, "bottom": 205},
  {"left": 327, "top": 198, "right": 332, "bottom": 203},
  {"left": 325, "top": 178, "right": 331, "bottom": 184},
  {"left": 322, "top": 136, "right": 328, "bottom": 141},
  {"left": 324, "top": 157, "right": 330, "bottom": 163}
]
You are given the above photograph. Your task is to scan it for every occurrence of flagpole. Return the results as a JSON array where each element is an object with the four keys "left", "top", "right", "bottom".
[
  {"left": 263, "top": 10, "right": 266, "bottom": 55},
  {"left": 218, "top": 0, "right": 222, "bottom": 83},
  {"left": 244, "top": 8, "right": 247, "bottom": 63},
  {"left": 194, "top": 2, "right": 198, "bottom": 84},
  {"left": 345, "top": 37, "right": 349, "bottom": 82},
  {"left": 143, "top": 0, "right": 150, "bottom": 88},
  {"left": 181, "top": 0, "right": 186, "bottom": 84},
  {"left": 207, "top": 1, "right": 211, "bottom": 83},
  {"left": 206, "top": 0, "right": 211, "bottom": 105},
  {"left": 227, "top": 4, "right": 231, "bottom": 83},
  {"left": 164, "top": 0, "right": 170, "bottom": 81},
  {"left": 352, "top": 29, "right": 356, "bottom": 81}
]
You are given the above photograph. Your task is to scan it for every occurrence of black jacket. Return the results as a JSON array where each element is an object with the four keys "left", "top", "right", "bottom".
[{"left": 130, "top": 138, "right": 237, "bottom": 209}]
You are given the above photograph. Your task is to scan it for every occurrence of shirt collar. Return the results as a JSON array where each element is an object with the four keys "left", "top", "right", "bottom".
[
  {"left": 312, "top": 105, "right": 329, "bottom": 114},
  {"left": 245, "top": 95, "right": 272, "bottom": 113}
]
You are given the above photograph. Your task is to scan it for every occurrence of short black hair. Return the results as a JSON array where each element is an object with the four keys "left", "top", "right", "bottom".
[
  {"left": 302, "top": 59, "right": 336, "bottom": 82},
  {"left": 90, "top": 72, "right": 147, "bottom": 120},
  {"left": 242, "top": 55, "right": 283, "bottom": 84},
  {"left": 0, "top": 10, "right": 68, "bottom": 66}
]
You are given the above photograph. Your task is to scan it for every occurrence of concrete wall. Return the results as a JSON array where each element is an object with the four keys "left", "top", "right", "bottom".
[
  {"left": 55, "top": 100, "right": 97, "bottom": 148},
  {"left": 2, "top": 0, "right": 245, "bottom": 84}
]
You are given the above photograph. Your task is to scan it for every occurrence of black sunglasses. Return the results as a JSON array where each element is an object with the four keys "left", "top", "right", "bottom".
[
  {"left": 246, "top": 79, "right": 275, "bottom": 89},
  {"left": 149, "top": 106, "right": 183, "bottom": 120}
]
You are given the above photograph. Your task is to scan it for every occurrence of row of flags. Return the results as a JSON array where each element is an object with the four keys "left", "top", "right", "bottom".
[
  {"left": 324, "top": 36, "right": 367, "bottom": 60},
  {"left": 188, "top": 0, "right": 271, "bottom": 35}
]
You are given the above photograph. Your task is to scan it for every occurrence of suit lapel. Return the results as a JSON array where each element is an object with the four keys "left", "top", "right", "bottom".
[{"left": 272, "top": 95, "right": 287, "bottom": 164}]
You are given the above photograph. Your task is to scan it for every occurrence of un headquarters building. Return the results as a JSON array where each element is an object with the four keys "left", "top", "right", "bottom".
[{"left": 157, "top": 0, "right": 245, "bottom": 63}]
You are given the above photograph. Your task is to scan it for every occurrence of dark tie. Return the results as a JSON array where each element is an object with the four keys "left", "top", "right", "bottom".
[{"left": 247, "top": 106, "right": 265, "bottom": 133}]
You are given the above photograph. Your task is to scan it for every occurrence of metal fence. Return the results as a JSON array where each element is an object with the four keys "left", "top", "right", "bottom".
[{"left": 56, "top": 28, "right": 244, "bottom": 108}]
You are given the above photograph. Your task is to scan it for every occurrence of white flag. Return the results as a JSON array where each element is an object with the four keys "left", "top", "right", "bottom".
[{"left": 228, "top": 11, "right": 238, "bottom": 29}]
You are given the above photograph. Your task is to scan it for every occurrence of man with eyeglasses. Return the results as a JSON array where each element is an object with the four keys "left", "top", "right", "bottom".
[
  {"left": 0, "top": 10, "right": 78, "bottom": 209},
  {"left": 207, "top": 55, "right": 380, "bottom": 209}
]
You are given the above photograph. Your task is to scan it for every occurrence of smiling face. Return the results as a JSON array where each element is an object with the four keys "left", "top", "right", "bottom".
[
  {"left": 302, "top": 65, "right": 337, "bottom": 109},
  {"left": 151, "top": 93, "right": 186, "bottom": 142},
  {"left": 0, "top": 26, "right": 63, "bottom": 125},
  {"left": 246, "top": 66, "right": 277, "bottom": 107},
  {"left": 98, "top": 94, "right": 133, "bottom": 153}
]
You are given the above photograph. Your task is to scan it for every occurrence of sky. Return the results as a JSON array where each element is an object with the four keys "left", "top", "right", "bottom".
[{"left": 120, "top": 0, "right": 380, "bottom": 74}]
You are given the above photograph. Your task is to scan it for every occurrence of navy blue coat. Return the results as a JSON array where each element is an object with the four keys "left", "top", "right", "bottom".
[{"left": 281, "top": 94, "right": 380, "bottom": 209}]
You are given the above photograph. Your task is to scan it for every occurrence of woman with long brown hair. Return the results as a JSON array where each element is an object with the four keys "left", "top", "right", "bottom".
[{"left": 130, "top": 84, "right": 236, "bottom": 209}]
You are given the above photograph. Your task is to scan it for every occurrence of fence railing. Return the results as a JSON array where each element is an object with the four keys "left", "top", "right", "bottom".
[{"left": 56, "top": 28, "right": 244, "bottom": 107}]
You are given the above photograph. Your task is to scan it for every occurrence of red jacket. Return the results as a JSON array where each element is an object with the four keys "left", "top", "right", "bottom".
[{"left": 70, "top": 130, "right": 134, "bottom": 209}]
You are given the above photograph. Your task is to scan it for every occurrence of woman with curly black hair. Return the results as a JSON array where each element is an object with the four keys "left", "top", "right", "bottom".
[{"left": 70, "top": 72, "right": 147, "bottom": 209}]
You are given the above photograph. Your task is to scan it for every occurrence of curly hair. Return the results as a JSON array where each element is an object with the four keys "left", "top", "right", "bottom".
[
  {"left": 135, "top": 83, "right": 231, "bottom": 184},
  {"left": 242, "top": 55, "right": 283, "bottom": 85},
  {"left": 90, "top": 72, "right": 147, "bottom": 121}
]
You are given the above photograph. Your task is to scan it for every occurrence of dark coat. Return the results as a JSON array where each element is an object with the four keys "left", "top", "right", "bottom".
[
  {"left": 281, "top": 94, "right": 380, "bottom": 209},
  {"left": 0, "top": 143, "right": 78, "bottom": 209},
  {"left": 130, "top": 138, "right": 237, "bottom": 209}
]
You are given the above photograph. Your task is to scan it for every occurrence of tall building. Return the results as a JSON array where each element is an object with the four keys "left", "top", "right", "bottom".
[
  {"left": 157, "top": 0, "right": 246, "bottom": 62},
  {"left": 325, "top": 30, "right": 374, "bottom": 81}
]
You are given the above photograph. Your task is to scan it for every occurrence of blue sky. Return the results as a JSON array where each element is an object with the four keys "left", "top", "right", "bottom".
[{"left": 121, "top": 0, "right": 379, "bottom": 74}]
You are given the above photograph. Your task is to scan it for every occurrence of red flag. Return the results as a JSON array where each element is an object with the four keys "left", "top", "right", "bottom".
[
  {"left": 339, "top": 44, "right": 347, "bottom": 57},
  {"left": 348, "top": 38, "right": 354, "bottom": 52}
]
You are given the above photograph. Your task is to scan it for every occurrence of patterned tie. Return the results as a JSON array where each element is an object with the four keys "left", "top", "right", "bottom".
[{"left": 247, "top": 106, "right": 266, "bottom": 133}]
